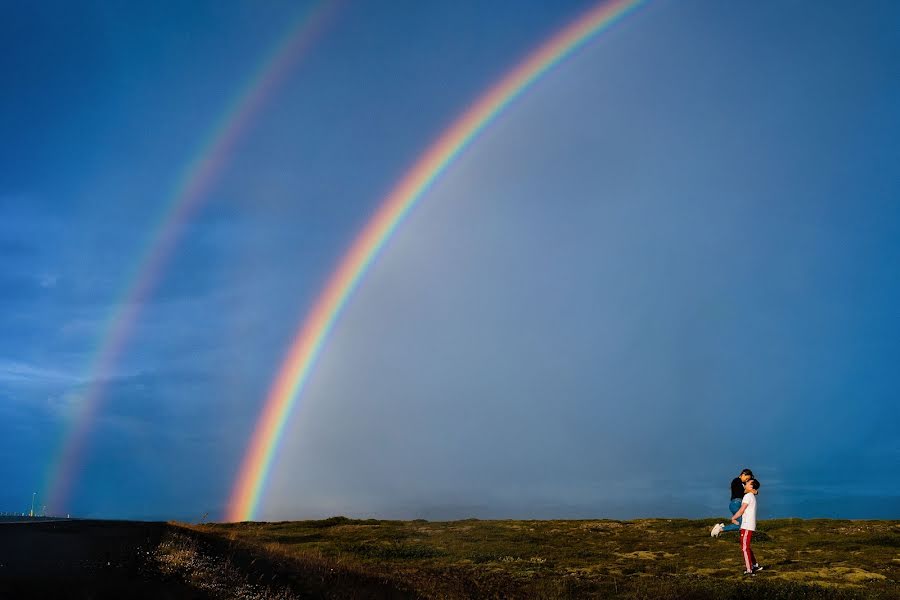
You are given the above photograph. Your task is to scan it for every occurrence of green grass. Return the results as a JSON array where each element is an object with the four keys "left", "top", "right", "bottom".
[{"left": 182, "top": 518, "right": 900, "bottom": 599}]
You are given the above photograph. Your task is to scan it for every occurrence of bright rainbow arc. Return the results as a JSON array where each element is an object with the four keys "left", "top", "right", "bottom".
[
  {"left": 43, "top": 0, "right": 340, "bottom": 514},
  {"left": 228, "top": 0, "right": 647, "bottom": 522}
]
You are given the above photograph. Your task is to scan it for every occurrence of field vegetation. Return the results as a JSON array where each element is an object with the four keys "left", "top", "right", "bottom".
[{"left": 176, "top": 517, "right": 900, "bottom": 599}]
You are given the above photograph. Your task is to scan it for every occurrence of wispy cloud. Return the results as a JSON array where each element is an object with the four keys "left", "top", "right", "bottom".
[
  {"left": 38, "top": 273, "right": 59, "bottom": 288},
  {"left": 0, "top": 358, "right": 80, "bottom": 386}
]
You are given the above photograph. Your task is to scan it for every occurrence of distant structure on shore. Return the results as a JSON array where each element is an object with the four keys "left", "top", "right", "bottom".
[{"left": 0, "top": 492, "right": 54, "bottom": 520}]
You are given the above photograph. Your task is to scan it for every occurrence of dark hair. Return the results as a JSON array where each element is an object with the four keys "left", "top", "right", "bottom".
[
  {"left": 740, "top": 468, "right": 754, "bottom": 477},
  {"left": 749, "top": 479, "right": 760, "bottom": 490}
]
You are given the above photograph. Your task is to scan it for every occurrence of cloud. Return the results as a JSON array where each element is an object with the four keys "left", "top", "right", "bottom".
[
  {"left": 0, "top": 358, "right": 80, "bottom": 386},
  {"left": 39, "top": 273, "right": 59, "bottom": 288}
]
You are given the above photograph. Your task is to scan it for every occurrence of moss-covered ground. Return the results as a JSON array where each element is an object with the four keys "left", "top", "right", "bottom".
[{"left": 183, "top": 517, "right": 900, "bottom": 599}]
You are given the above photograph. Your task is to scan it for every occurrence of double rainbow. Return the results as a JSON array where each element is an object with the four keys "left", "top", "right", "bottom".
[
  {"left": 228, "top": 0, "right": 647, "bottom": 521},
  {"left": 43, "top": 1, "right": 340, "bottom": 514}
]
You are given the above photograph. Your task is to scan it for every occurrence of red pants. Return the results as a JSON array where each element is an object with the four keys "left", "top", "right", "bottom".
[{"left": 740, "top": 529, "right": 756, "bottom": 571}]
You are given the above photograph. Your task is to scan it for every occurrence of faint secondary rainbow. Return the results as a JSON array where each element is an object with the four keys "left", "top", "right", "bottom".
[
  {"left": 228, "top": 0, "right": 647, "bottom": 521},
  {"left": 43, "top": 0, "right": 341, "bottom": 514}
]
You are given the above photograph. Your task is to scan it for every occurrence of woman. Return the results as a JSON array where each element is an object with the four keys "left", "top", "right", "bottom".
[{"left": 710, "top": 468, "right": 753, "bottom": 537}]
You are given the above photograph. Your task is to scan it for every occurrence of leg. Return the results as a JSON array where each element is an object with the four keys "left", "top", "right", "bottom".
[
  {"left": 722, "top": 499, "right": 742, "bottom": 532},
  {"left": 740, "top": 530, "right": 754, "bottom": 572}
]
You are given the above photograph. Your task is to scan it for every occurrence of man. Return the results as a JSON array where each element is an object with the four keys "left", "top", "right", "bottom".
[
  {"left": 732, "top": 478, "right": 763, "bottom": 575},
  {"left": 710, "top": 468, "right": 753, "bottom": 537}
]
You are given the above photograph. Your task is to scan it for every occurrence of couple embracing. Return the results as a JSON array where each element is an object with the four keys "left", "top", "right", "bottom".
[{"left": 711, "top": 468, "right": 763, "bottom": 576}]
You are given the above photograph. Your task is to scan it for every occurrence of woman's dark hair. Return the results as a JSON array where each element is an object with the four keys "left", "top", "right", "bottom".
[
  {"left": 740, "top": 468, "right": 754, "bottom": 477},
  {"left": 749, "top": 479, "right": 760, "bottom": 490}
]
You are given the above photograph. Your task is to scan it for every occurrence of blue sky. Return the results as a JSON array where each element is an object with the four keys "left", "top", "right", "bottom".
[{"left": 2, "top": 1, "right": 898, "bottom": 521}]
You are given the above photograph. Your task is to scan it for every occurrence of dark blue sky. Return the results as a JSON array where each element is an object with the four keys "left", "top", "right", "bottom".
[{"left": 2, "top": 1, "right": 898, "bottom": 521}]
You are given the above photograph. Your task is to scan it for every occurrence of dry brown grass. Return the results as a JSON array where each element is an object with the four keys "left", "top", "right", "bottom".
[
  {"left": 155, "top": 530, "right": 299, "bottom": 600},
  {"left": 174, "top": 517, "right": 900, "bottom": 599}
]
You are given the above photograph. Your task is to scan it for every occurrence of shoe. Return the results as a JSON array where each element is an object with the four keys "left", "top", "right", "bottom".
[
  {"left": 710, "top": 523, "right": 724, "bottom": 537},
  {"left": 743, "top": 570, "right": 755, "bottom": 576},
  {"left": 752, "top": 564, "right": 764, "bottom": 572}
]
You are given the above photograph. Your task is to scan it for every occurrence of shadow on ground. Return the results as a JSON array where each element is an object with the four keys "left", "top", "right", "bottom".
[
  {"left": 0, "top": 519, "right": 409, "bottom": 599},
  {"left": 0, "top": 520, "right": 206, "bottom": 599}
]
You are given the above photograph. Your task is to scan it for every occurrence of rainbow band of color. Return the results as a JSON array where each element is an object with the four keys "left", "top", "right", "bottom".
[
  {"left": 42, "top": 0, "right": 339, "bottom": 514},
  {"left": 228, "top": 0, "right": 647, "bottom": 522}
]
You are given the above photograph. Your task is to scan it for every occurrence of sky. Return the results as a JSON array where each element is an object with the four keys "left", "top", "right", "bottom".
[{"left": 1, "top": 1, "right": 898, "bottom": 522}]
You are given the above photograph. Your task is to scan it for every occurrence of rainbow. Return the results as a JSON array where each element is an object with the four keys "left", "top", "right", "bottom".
[
  {"left": 43, "top": 0, "right": 340, "bottom": 514},
  {"left": 228, "top": 0, "right": 647, "bottom": 521}
]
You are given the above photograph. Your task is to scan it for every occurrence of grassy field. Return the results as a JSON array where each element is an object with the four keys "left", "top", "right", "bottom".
[{"left": 177, "top": 517, "right": 900, "bottom": 599}]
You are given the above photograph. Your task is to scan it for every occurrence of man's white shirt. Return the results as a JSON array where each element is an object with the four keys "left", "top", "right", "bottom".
[{"left": 740, "top": 492, "right": 757, "bottom": 531}]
